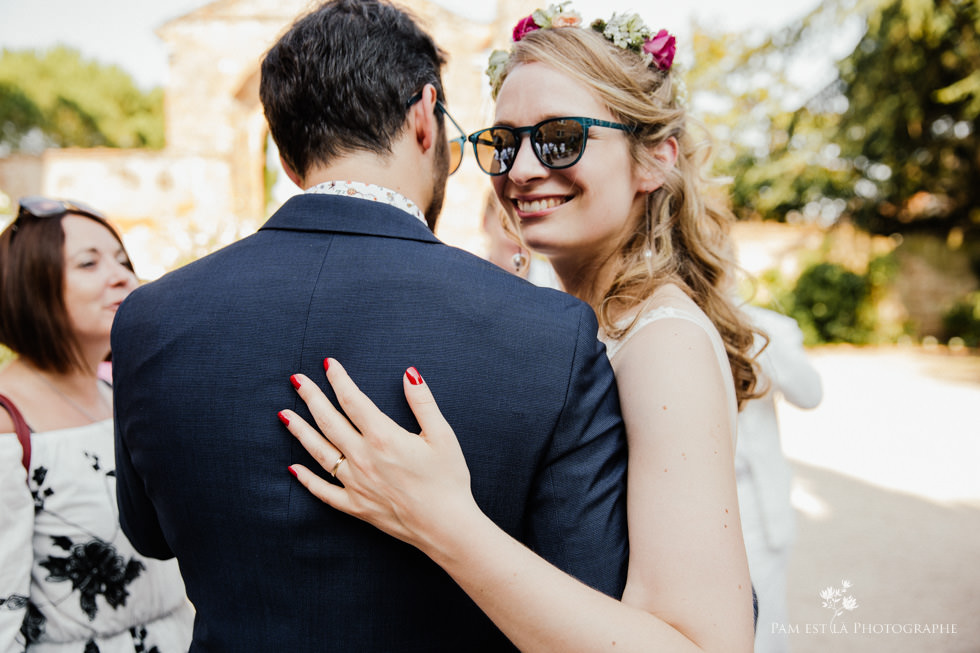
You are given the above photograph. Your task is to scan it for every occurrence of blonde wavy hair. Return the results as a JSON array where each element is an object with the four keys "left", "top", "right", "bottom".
[{"left": 494, "top": 26, "right": 764, "bottom": 407}]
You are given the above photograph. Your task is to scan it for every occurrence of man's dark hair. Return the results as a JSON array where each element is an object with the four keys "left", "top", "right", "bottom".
[{"left": 260, "top": 0, "right": 448, "bottom": 179}]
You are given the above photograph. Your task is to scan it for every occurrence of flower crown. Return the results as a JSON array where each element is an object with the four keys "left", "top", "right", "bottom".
[{"left": 487, "top": 2, "right": 677, "bottom": 94}]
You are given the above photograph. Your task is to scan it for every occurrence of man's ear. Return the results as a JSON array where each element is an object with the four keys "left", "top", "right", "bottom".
[
  {"left": 409, "top": 83, "right": 439, "bottom": 154},
  {"left": 637, "top": 136, "right": 679, "bottom": 193},
  {"left": 280, "top": 155, "right": 304, "bottom": 189}
]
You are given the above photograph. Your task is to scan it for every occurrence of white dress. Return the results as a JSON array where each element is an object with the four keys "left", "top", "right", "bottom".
[{"left": 0, "top": 419, "right": 193, "bottom": 653}]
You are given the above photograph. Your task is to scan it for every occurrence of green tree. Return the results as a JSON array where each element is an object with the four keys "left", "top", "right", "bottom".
[
  {"left": 687, "top": 2, "right": 867, "bottom": 224},
  {"left": 790, "top": 259, "right": 898, "bottom": 344},
  {"left": 692, "top": 0, "right": 979, "bottom": 239},
  {"left": 831, "top": 0, "right": 980, "bottom": 237},
  {"left": 0, "top": 81, "right": 46, "bottom": 150},
  {"left": 0, "top": 46, "right": 164, "bottom": 153}
]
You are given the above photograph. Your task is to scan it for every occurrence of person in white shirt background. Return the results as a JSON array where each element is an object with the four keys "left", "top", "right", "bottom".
[{"left": 735, "top": 304, "right": 823, "bottom": 652}]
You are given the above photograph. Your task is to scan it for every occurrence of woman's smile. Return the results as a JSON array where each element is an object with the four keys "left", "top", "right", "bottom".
[{"left": 513, "top": 195, "right": 571, "bottom": 216}]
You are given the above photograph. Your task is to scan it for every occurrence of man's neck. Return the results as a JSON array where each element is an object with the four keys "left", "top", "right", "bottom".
[{"left": 301, "top": 147, "right": 430, "bottom": 214}]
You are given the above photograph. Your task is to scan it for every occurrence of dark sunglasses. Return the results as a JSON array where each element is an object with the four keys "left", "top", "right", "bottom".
[
  {"left": 467, "top": 117, "right": 635, "bottom": 176},
  {"left": 406, "top": 92, "right": 467, "bottom": 175},
  {"left": 17, "top": 196, "right": 105, "bottom": 222}
]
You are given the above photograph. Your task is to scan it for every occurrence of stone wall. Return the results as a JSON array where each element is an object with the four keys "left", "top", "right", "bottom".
[
  {"left": 0, "top": 154, "right": 44, "bottom": 207},
  {"left": 891, "top": 235, "right": 979, "bottom": 336},
  {"left": 37, "top": 147, "right": 245, "bottom": 279}
]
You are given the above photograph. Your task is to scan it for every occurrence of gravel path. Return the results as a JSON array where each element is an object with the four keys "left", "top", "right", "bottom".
[{"left": 771, "top": 346, "right": 980, "bottom": 652}]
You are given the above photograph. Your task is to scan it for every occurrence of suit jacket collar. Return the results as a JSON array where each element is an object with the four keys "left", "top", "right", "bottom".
[{"left": 259, "top": 193, "right": 440, "bottom": 245}]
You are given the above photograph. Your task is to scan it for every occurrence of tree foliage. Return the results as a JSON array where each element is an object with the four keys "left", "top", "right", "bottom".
[
  {"left": 688, "top": 0, "right": 869, "bottom": 225},
  {"left": 691, "top": 0, "right": 979, "bottom": 239},
  {"left": 832, "top": 0, "right": 980, "bottom": 237},
  {"left": 0, "top": 46, "right": 164, "bottom": 154}
]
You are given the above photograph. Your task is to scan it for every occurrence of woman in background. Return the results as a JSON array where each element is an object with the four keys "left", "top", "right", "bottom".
[{"left": 0, "top": 197, "right": 192, "bottom": 652}]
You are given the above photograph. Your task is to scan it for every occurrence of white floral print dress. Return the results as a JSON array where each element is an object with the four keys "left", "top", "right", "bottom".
[{"left": 0, "top": 419, "right": 192, "bottom": 653}]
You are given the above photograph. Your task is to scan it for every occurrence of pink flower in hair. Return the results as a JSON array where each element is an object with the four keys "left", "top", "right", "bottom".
[
  {"left": 512, "top": 15, "right": 540, "bottom": 42},
  {"left": 643, "top": 29, "right": 676, "bottom": 71}
]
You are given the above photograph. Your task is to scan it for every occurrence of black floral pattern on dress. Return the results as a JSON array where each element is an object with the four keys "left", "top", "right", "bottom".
[
  {"left": 31, "top": 465, "right": 53, "bottom": 513},
  {"left": 0, "top": 593, "right": 28, "bottom": 610},
  {"left": 84, "top": 451, "right": 114, "bottom": 477},
  {"left": 131, "top": 625, "right": 161, "bottom": 653},
  {"left": 39, "top": 537, "right": 145, "bottom": 620},
  {"left": 18, "top": 443, "right": 171, "bottom": 650},
  {"left": 20, "top": 600, "right": 44, "bottom": 644},
  {"left": 85, "top": 451, "right": 102, "bottom": 472}
]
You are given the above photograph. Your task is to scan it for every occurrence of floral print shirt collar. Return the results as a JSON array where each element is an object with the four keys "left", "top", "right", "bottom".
[{"left": 305, "top": 180, "right": 427, "bottom": 226}]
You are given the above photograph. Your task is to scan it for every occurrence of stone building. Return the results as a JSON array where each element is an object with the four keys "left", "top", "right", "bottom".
[{"left": 0, "top": 0, "right": 536, "bottom": 279}]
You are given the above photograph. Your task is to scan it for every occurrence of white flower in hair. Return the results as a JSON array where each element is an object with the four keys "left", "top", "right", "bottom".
[
  {"left": 600, "top": 12, "right": 651, "bottom": 51},
  {"left": 486, "top": 2, "right": 677, "bottom": 95}
]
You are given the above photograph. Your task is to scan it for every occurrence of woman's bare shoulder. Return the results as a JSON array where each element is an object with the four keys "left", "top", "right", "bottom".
[{"left": 0, "top": 362, "right": 29, "bottom": 433}]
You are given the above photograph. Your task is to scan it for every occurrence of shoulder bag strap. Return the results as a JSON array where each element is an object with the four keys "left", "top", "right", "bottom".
[{"left": 0, "top": 393, "right": 31, "bottom": 476}]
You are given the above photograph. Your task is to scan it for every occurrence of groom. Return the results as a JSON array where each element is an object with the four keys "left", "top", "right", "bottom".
[{"left": 111, "top": 1, "right": 628, "bottom": 650}]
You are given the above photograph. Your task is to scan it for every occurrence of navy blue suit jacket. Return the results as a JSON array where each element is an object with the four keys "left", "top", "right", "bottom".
[{"left": 112, "top": 193, "right": 628, "bottom": 652}]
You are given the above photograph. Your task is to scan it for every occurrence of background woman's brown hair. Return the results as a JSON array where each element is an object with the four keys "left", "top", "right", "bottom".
[{"left": 0, "top": 211, "right": 134, "bottom": 373}]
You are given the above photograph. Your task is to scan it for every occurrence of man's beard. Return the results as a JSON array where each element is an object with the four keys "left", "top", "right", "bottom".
[{"left": 423, "top": 132, "right": 450, "bottom": 231}]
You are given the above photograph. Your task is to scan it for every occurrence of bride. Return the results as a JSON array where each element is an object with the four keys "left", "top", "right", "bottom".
[{"left": 281, "top": 4, "right": 761, "bottom": 651}]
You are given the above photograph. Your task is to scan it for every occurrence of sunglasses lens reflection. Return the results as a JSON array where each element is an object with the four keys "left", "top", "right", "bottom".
[
  {"left": 473, "top": 131, "right": 508, "bottom": 175},
  {"left": 534, "top": 119, "right": 584, "bottom": 168},
  {"left": 448, "top": 140, "right": 463, "bottom": 175},
  {"left": 473, "top": 119, "right": 586, "bottom": 176}
]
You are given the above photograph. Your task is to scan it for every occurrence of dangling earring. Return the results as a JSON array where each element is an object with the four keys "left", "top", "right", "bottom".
[
  {"left": 643, "top": 193, "right": 655, "bottom": 269},
  {"left": 512, "top": 250, "right": 529, "bottom": 275}
]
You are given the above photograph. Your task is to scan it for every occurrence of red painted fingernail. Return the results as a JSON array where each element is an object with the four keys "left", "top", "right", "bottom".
[
  {"left": 290, "top": 374, "right": 301, "bottom": 389},
  {"left": 278, "top": 411, "right": 289, "bottom": 426},
  {"left": 406, "top": 367, "right": 424, "bottom": 386},
  {"left": 323, "top": 358, "right": 330, "bottom": 372},
  {"left": 288, "top": 465, "right": 298, "bottom": 478}
]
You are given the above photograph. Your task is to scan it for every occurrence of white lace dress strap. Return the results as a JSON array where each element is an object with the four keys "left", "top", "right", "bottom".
[{"left": 600, "top": 304, "right": 739, "bottom": 441}]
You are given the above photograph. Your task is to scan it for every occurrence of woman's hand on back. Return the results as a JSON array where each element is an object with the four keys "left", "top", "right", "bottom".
[{"left": 280, "top": 359, "right": 479, "bottom": 552}]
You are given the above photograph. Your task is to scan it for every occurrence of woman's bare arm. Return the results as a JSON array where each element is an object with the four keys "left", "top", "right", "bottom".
[{"left": 283, "top": 350, "right": 753, "bottom": 652}]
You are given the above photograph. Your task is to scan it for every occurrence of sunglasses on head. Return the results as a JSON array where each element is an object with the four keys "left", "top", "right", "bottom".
[
  {"left": 406, "top": 92, "right": 467, "bottom": 176},
  {"left": 467, "top": 117, "right": 635, "bottom": 176},
  {"left": 17, "top": 196, "right": 105, "bottom": 222}
]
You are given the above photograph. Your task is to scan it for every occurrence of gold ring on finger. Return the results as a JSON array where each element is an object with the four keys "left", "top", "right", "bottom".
[{"left": 330, "top": 454, "right": 346, "bottom": 478}]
